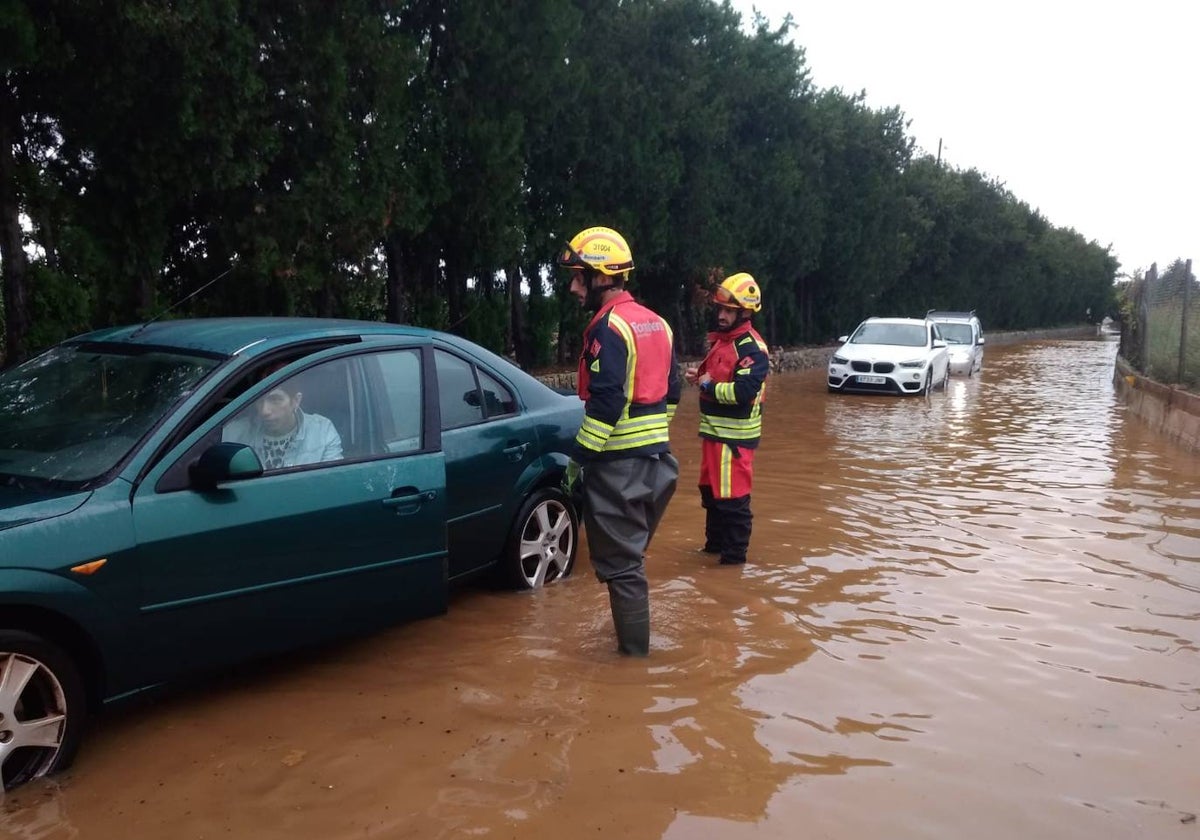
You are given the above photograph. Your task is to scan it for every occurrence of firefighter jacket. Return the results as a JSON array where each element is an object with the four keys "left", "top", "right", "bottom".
[
  {"left": 697, "top": 320, "right": 769, "bottom": 448},
  {"left": 575, "top": 290, "right": 681, "bottom": 461}
]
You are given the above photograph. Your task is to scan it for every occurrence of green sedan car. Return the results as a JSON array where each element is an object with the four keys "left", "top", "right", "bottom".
[{"left": 0, "top": 317, "right": 583, "bottom": 790}]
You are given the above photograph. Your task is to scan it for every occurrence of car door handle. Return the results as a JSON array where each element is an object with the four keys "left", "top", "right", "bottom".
[
  {"left": 503, "top": 442, "right": 529, "bottom": 461},
  {"left": 382, "top": 488, "right": 437, "bottom": 514}
]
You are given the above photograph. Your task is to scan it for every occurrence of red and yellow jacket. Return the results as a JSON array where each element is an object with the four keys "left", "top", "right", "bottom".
[
  {"left": 697, "top": 321, "right": 769, "bottom": 448},
  {"left": 575, "top": 291, "right": 680, "bottom": 461}
]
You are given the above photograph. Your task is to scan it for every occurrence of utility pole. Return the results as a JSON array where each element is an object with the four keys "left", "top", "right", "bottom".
[
  {"left": 936, "top": 138, "right": 942, "bottom": 165},
  {"left": 1180, "top": 258, "right": 1193, "bottom": 384}
]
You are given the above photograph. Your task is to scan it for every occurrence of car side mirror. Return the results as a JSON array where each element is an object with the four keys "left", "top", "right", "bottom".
[
  {"left": 977, "top": 336, "right": 986, "bottom": 345},
  {"left": 932, "top": 339, "right": 947, "bottom": 348},
  {"left": 837, "top": 335, "right": 849, "bottom": 343},
  {"left": 190, "top": 442, "right": 264, "bottom": 490}
]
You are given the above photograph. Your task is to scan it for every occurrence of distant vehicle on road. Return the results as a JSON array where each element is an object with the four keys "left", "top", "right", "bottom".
[
  {"left": 927, "top": 310, "right": 985, "bottom": 376},
  {"left": 827, "top": 317, "right": 950, "bottom": 396}
]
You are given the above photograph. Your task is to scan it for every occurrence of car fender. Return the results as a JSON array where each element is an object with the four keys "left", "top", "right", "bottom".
[
  {"left": 516, "top": 451, "right": 570, "bottom": 498},
  {"left": 0, "top": 568, "right": 139, "bottom": 703}
]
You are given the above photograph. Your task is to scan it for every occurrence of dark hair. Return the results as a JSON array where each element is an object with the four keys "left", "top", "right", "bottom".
[{"left": 259, "top": 361, "right": 300, "bottom": 396}]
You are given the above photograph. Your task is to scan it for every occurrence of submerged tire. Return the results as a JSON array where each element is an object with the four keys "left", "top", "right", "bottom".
[
  {"left": 502, "top": 487, "right": 578, "bottom": 590},
  {"left": 0, "top": 630, "right": 87, "bottom": 791}
]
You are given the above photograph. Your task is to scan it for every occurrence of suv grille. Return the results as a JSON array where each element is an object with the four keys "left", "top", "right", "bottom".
[{"left": 851, "top": 361, "right": 895, "bottom": 373}]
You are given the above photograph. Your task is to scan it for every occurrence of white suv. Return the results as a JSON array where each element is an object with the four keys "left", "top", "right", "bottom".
[
  {"left": 827, "top": 317, "right": 950, "bottom": 396},
  {"left": 927, "top": 310, "right": 984, "bottom": 376}
]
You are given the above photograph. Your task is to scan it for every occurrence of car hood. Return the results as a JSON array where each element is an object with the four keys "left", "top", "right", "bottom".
[
  {"left": 0, "top": 483, "right": 93, "bottom": 532},
  {"left": 838, "top": 342, "right": 930, "bottom": 362}
]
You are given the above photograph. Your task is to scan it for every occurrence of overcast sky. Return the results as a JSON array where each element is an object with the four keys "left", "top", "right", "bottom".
[{"left": 732, "top": 0, "right": 1197, "bottom": 276}]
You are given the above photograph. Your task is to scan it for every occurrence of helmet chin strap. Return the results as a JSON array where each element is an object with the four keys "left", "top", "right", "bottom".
[{"left": 584, "top": 271, "right": 617, "bottom": 311}]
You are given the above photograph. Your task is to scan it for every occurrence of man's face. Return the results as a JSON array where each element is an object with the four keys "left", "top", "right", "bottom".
[
  {"left": 258, "top": 387, "right": 300, "bottom": 435},
  {"left": 568, "top": 270, "right": 588, "bottom": 304},
  {"left": 714, "top": 306, "right": 741, "bottom": 330}
]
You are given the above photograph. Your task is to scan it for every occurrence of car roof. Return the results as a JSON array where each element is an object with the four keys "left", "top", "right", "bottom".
[
  {"left": 926, "top": 310, "right": 978, "bottom": 321},
  {"left": 68, "top": 317, "right": 441, "bottom": 357},
  {"left": 862, "top": 317, "right": 931, "bottom": 326}
]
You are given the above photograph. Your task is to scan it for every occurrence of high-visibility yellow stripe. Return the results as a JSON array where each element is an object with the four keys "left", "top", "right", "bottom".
[
  {"left": 607, "top": 312, "right": 637, "bottom": 404},
  {"left": 719, "top": 444, "right": 733, "bottom": 497},
  {"left": 699, "top": 413, "right": 762, "bottom": 440}
]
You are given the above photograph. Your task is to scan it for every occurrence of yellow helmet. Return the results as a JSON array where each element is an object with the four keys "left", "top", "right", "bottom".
[
  {"left": 556, "top": 226, "right": 634, "bottom": 276},
  {"left": 713, "top": 272, "right": 762, "bottom": 313}
]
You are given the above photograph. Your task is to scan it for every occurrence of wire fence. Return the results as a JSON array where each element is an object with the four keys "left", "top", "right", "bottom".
[{"left": 1120, "top": 259, "right": 1198, "bottom": 389}]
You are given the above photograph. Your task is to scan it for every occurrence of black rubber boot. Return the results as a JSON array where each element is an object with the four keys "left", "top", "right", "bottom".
[
  {"left": 715, "top": 495, "right": 752, "bottom": 565},
  {"left": 608, "top": 585, "right": 650, "bottom": 657},
  {"left": 700, "top": 485, "right": 721, "bottom": 554}
]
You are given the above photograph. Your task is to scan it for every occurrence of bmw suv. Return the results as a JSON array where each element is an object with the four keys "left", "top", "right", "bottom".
[{"left": 827, "top": 317, "right": 950, "bottom": 396}]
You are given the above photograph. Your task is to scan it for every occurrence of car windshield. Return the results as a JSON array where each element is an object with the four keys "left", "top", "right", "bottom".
[
  {"left": 937, "top": 323, "right": 974, "bottom": 344},
  {"left": 850, "top": 322, "right": 927, "bottom": 347},
  {"left": 0, "top": 343, "right": 221, "bottom": 485}
]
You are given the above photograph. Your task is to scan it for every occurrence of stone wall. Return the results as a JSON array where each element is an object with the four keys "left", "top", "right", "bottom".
[{"left": 1113, "top": 356, "right": 1200, "bottom": 452}]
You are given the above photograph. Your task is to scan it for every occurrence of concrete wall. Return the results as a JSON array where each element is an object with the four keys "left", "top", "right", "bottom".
[{"left": 1113, "top": 356, "right": 1200, "bottom": 452}]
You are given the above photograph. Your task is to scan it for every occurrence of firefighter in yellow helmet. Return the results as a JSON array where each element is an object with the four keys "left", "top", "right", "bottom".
[
  {"left": 683, "top": 272, "right": 770, "bottom": 565},
  {"left": 556, "top": 226, "right": 681, "bottom": 656}
]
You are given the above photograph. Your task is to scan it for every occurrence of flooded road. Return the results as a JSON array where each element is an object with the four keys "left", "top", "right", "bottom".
[{"left": 3, "top": 337, "right": 1198, "bottom": 840}]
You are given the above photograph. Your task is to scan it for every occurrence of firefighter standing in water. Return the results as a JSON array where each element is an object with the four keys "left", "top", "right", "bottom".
[
  {"left": 557, "top": 226, "right": 680, "bottom": 657},
  {"left": 684, "top": 273, "right": 770, "bottom": 565}
]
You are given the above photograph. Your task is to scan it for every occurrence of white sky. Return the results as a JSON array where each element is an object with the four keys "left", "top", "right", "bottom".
[{"left": 733, "top": 0, "right": 1198, "bottom": 276}]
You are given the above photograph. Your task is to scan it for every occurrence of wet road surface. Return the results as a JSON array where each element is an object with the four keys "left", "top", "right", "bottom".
[{"left": 2, "top": 336, "right": 1197, "bottom": 839}]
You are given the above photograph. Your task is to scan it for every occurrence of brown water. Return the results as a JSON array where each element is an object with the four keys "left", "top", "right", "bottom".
[{"left": 3, "top": 337, "right": 1198, "bottom": 840}]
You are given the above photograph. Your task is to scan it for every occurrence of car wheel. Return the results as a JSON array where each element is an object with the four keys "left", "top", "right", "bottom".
[
  {"left": 502, "top": 487, "right": 578, "bottom": 590},
  {"left": 0, "top": 630, "right": 87, "bottom": 791},
  {"left": 921, "top": 373, "right": 932, "bottom": 396},
  {"left": 941, "top": 366, "right": 950, "bottom": 390}
]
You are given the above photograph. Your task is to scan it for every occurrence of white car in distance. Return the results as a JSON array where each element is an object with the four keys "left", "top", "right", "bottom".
[
  {"left": 927, "top": 310, "right": 985, "bottom": 376},
  {"left": 827, "top": 317, "right": 950, "bottom": 396}
]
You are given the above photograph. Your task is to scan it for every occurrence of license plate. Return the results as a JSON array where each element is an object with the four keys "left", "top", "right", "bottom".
[{"left": 856, "top": 375, "right": 886, "bottom": 384}]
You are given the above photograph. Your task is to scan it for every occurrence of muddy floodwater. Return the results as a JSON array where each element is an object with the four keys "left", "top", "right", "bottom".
[{"left": 3, "top": 337, "right": 1198, "bottom": 840}]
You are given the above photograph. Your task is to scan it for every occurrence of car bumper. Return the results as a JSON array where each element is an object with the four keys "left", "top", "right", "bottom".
[{"left": 827, "top": 370, "right": 926, "bottom": 395}]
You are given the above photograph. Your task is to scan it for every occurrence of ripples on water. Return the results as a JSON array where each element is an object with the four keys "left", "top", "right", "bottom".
[
  {"left": 4, "top": 338, "right": 1197, "bottom": 840},
  {"left": 674, "top": 338, "right": 1200, "bottom": 839}
]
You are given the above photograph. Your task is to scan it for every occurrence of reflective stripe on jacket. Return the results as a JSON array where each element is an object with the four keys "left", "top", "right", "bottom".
[
  {"left": 697, "top": 322, "right": 769, "bottom": 447},
  {"left": 576, "top": 291, "right": 681, "bottom": 460}
]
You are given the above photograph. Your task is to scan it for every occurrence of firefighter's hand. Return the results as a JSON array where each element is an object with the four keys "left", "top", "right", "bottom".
[
  {"left": 561, "top": 459, "right": 581, "bottom": 497},
  {"left": 684, "top": 366, "right": 699, "bottom": 385}
]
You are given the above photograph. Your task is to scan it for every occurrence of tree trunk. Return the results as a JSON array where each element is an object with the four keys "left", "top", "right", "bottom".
[
  {"left": 506, "top": 264, "right": 530, "bottom": 366},
  {"left": 384, "top": 232, "right": 407, "bottom": 324},
  {"left": 0, "top": 84, "right": 30, "bottom": 367}
]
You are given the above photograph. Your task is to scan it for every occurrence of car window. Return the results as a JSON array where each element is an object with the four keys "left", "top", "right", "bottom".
[
  {"left": 434, "top": 349, "right": 484, "bottom": 429},
  {"left": 476, "top": 368, "right": 516, "bottom": 418},
  {"left": 220, "top": 359, "right": 350, "bottom": 471},
  {"left": 0, "top": 344, "right": 220, "bottom": 485},
  {"left": 851, "top": 322, "right": 926, "bottom": 347},
  {"left": 937, "top": 323, "right": 975, "bottom": 345},
  {"left": 373, "top": 349, "right": 424, "bottom": 453}
]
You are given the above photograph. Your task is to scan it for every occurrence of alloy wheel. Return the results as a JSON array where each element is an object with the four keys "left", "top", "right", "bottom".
[{"left": 0, "top": 651, "right": 70, "bottom": 790}]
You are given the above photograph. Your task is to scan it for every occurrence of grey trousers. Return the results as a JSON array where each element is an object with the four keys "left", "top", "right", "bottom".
[{"left": 581, "top": 453, "right": 679, "bottom": 654}]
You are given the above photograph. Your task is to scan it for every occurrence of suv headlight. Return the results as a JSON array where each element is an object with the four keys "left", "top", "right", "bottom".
[
  {"left": 831, "top": 354, "right": 848, "bottom": 365},
  {"left": 899, "top": 359, "right": 927, "bottom": 368}
]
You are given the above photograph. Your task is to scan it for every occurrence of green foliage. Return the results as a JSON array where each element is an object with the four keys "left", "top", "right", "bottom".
[{"left": 0, "top": 0, "right": 1129, "bottom": 369}]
